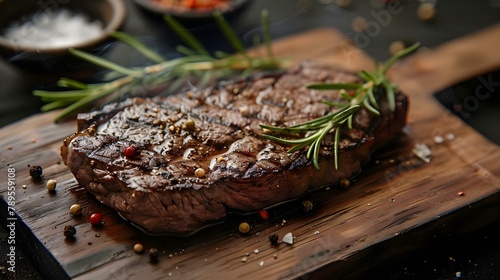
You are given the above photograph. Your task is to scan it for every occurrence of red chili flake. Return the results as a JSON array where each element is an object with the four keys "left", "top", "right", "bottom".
[
  {"left": 258, "top": 209, "right": 269, "bottom": 221},
  {"left": 124, "top": 145, "right": 141, "bottom": 158},
  {"left": 89, "top": 213, "right": 102, "bottom": 226}
]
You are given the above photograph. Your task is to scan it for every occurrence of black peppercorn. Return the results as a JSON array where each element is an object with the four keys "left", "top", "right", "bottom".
[
  {"left": 269, "top": 234, "right": 279, "bottom": 246},
  {"left": 340, "top": 178, "right": 351, "bottom": 189},
  {"left": 301, "top": 200, "right": 314, "bottom": 213},
  {"left": 149, "top": 248, "right": 159, "bottom": 263},
  {"left": 63, "top": 225, "right": 76, "bottom": 238},
  {"left": 29, "top": 165, "right": 43, "bottom": 180}
]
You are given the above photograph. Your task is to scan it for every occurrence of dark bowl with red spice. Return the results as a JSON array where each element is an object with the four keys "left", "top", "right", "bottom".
[{"left": 133, "top": 0, "right": 248, "bottom": 19}]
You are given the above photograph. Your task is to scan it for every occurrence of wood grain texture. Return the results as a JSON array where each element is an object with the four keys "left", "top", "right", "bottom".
[{"left": 1, "top": 26, "right": 499, "bottom": 280}]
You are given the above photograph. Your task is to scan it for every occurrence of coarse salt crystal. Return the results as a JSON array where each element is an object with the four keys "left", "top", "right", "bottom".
[
  {"left": 3, "top": 9, "right": 103, "bottom": 48},
  {"left": 282, "top": 232, "right": 294, "bottom": 245},
  {"left": 433, "top": 135, "right": 444, "bottom": 144},
  {"left": 412, "top": 143, "right": 432, "bottom": 163}
]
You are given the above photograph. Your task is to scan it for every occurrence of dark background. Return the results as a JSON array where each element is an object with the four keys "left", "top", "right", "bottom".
[{"left": 1, "top": 0, "right": 500, "bottom": 279}]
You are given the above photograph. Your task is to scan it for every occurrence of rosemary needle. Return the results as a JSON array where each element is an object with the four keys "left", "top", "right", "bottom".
[{"left": 110, "top": 31, "right": 166, "bottom": 63}]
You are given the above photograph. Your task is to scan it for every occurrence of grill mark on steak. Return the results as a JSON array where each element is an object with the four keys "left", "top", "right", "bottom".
[{"left": 62, "top": 62, "right": 408, "bottom": 234}]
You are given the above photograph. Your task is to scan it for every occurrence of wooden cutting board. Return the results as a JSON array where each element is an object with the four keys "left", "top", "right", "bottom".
[{"left": 1, "top": 25, "right": 500, "bottom": 280}]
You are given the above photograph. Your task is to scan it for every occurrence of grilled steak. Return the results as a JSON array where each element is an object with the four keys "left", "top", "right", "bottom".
[{"left": 61, "top": 62, "right": 408, "bottom": 234}]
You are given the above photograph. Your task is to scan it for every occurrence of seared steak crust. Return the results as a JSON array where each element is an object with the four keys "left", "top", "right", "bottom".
[{"left": 61, "top": 62, "right": 408, "bottom": 234}]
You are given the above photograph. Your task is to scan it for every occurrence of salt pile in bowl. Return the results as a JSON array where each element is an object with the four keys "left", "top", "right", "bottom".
[{"left": 3, "top": 8, "right": 103, "bottom": 49}]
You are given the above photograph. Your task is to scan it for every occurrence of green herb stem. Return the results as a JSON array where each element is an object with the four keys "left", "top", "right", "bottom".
[
  {"left": 111, "top": 31, "right": 166, "bottom": 63},
  {"left": 68, "top": 48, "right": 140, "bottom": 76},
  {"left": 214, "top": 11, "right": 249, "bottom": 59},
  {"left": 381, "top": 42, "right": 420, "bottom": 73},
  {"left": 261, "top": 9, "right": 273, "bottom": 59},
  {"left": 164, "top": 15, "right": 209, "bottom": 55}
]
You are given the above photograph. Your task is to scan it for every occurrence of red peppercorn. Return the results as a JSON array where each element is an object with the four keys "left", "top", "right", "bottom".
[
  {"left": 258, "top": 209, "right": 269, "bottom": 221},
  {"left": 89, "top": 213, "right": 102, "bottom": 226},
  {"left": 123, "top": 145, "right": 140, "bottom": 158}
]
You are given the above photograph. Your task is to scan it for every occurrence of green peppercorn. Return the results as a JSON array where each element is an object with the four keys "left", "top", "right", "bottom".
[
  {"left": 182, "top": 119, "right": 195, "bottom": 131},
  {"left": 134, "top": 243, "right": 144, "bottom": 254},
  {"left": 194, "top": 168, "right": 206, "bottom": 178},
  {"left": 417, "top": 3, "right": 436, "bottom": 21},
  {"left": 46, "top": 179, "right": 57, "bottom": 192},
  {"left": 239, "top": 222, "right": 250, "bottom": 234},
  {"left": 69, "top": 204, "right": 82, "bottom": 216},
  {"left": 301, "top": 200, "right": 314, "bottom": 213}
]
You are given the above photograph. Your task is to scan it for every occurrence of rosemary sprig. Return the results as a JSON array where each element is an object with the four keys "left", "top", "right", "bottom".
[
  {"left": 260, "top": 43, "right": 420, "bottom": 170},
  {"left": 34, "top": 10, "right": 288, "bottom": 122}
]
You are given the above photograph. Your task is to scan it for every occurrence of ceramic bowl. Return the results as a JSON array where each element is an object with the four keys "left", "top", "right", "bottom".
[{"left": 0, "top": 0, "right": 126, "bottom": 70}]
